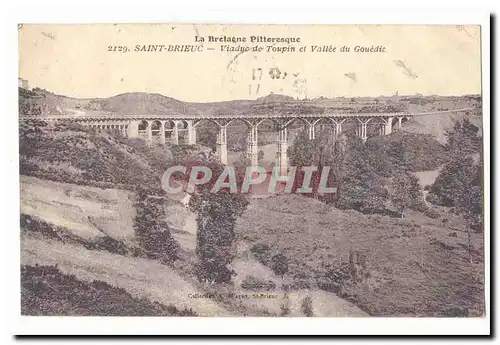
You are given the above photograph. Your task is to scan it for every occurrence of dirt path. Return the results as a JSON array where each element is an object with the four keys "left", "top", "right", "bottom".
[{"left": 168, "top": 203, "right": 369, "bottom": 317}]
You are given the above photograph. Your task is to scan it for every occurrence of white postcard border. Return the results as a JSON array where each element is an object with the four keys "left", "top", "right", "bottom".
[{"left": 2, "top": 2, "right": 491, "bottom": 337}]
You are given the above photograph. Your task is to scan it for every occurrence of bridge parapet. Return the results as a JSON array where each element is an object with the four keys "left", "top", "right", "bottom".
[
  {"left": 19, "top": 107, "right": 476, "bottom": 122},
  {"left": 19, "top": 107, "right": 478, "bottom": 176}
]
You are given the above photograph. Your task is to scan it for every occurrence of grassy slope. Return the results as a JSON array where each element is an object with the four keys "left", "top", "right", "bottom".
[
  {"left": 21, "top": 175, "right": 137, "bottom": 242},
  {"left": 404, "top": 97, "right": 482, "bottom": 143},
  {"left": 21, "top": 234, "right": 231, "bottom": 316},
  {"left": 19, "top": 177, "right": 236, "bottom": 316},
  {"left": 236, "top": 195, "right": 484, "bottom": 316},
  {"left": 22, "top": 265, "right": 196, "bottom": 316},
  {"left": 20, "top": 121, "right": 174, "bottom": 191},
  {"left": 18, "top": 121, "right": 225, "bottom": 315}
]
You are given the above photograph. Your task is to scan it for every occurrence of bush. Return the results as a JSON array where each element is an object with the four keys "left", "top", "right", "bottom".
[
  {"left": 270, "top": 253, "right": 289, "bottom": 279},
  {"left": 170, "top": 144, "right": 198, "bottom": 162},
  {"left": 19, "top": 121, "right": 169, "bottom": 192},
  {"left": 425, "top": 193, "right": 442, "bottom": 206},
  {"left": 423, "top": 208, "right": 440, "bottom": 219},
  {"left": 280, "top": 292, "right": 291, "bottom": 316},
  {"left": 241, "top": 275, "right": 276, "bottom": 291},
  {"left": 317, "top": 262, "right": 352, "bottom": 293},
  {"left": 250, "top": 243, "right": 273, "bottom": 265},
  {"left": 289, "top": 280, "right": 312, "bottom": 291}
]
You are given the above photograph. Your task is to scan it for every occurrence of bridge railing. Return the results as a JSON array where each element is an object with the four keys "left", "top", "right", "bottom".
[{"left": 18, "top": 107, "right": 478, "bottom": 121}]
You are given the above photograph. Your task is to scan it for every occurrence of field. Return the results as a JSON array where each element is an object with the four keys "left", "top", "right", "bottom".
[{"left": 236, "top": 195, "right": 484, "bottom": 316}]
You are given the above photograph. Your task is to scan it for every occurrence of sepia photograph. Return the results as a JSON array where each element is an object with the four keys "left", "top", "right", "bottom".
[{"left": 11, "top": 17, "right": 490, "bottom": 336}]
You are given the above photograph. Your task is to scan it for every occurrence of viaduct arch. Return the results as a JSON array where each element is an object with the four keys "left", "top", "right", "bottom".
[{"left": 20, "top": 108, "right": 475, "bottom": 176}]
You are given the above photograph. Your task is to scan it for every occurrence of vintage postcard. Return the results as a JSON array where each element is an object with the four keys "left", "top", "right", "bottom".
[{"left": 17, "top": 22, "right": 488, "bottom": 334}]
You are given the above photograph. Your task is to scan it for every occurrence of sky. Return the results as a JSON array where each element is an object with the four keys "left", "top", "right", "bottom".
[{"left": 18, "top": 24, "right": 482, "bottom": 102}]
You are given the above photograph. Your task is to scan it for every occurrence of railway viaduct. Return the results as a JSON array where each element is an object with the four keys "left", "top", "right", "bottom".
[{"left": 20, "top": 108, "right": 475, "bottom": 175}]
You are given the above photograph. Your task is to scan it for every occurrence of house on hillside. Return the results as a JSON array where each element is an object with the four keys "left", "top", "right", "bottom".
[{"left": 18, "top": 77, "right": 30, "bottom": 90}]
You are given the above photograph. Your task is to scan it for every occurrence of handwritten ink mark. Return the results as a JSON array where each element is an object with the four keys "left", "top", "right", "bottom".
[
  {"left": 393, "top": 60, "right": 418, "bottom": 79},
  {"left": 192, "top": 24, "right": 200, "bottom": 37},
  {"left": 456, "top": 25, "right": 475, "bottom": 39},
  {"left": 41, "top": 32, "right": 56, "bottom": 40},
  {"left": 344, "top": 73, "right": 357, "bottom": 82}
]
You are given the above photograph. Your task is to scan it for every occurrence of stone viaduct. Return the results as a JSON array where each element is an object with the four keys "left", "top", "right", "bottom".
[{"left": 21, "top": 108, "right": 475, "bottom": 176}]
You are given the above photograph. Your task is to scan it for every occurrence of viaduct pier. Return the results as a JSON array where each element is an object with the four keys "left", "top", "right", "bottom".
[{"left": 20, "top": 108, "right": 475, "bottom": 175}]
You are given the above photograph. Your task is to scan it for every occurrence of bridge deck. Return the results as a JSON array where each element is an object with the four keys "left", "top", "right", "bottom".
[{"left": 19, "top": 107, "right": 476, "bottom": 121}]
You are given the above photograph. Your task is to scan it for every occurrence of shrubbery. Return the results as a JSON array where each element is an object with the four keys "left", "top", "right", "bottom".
[
  {"left": 286, "top": 128, "right": 455, "bottom": 218},
  {"left": 250, "top": 243, "right": 273, "bottom": 265},
  {"left": 241, "top": 275, "right": 276, "bottom": 291},
  {"left": 301, "top": 296, "right": 314, "bottom": 317},
  {"left": 366, "top": 132, "right": 448, "bottom": 174},
  {"left": 270, "top": 253, "right": 289, "bottom": 279},
  {"left": 249, "top": 244, "right": 290, "bottom": 282},
  {"left": 19, "top": 121, "right": 168, "bottom": 192}
]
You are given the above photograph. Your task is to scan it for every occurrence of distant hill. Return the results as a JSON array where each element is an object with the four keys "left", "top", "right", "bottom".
[
  {"left": 84, "top": 92, "right": 201, "bottom": 115},
  {"left": 19, "top": 88, "right": 482, "bottom": 143},
  {"left": 257, "top": 93, "right": 295, "bottom": 103},
  {"left": 19, "top": 88, "right": 84, "bottom": 116}
]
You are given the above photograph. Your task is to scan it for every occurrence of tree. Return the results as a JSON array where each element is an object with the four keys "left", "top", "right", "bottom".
[
  {"left": 429, "top": 157, "right": 483, "bottom": 231},
  {"left": 430, "top": 157, "right": 476, "bottom": 206},
  {"left": 445, "top": 119, "right": 481, "bottom": 157},
  {"left": 391, "top": 172, "right": 423, "bottom": 218},
  {"left": 459, "top": 160, "right": 483, "bottom": 231},
  {"left": 366, "top": 132, "right": 448, "bottom": 175},
  {"left": 287, "top": 128, "right": 339, "bottom": 201},
  {"left": 195, "top": 122, "right": 219, "bottom": 150},
  {"left": 287, "top": 128, "right": 390, "bottom": 213},
  {"left": 258, "top": 149, "right": 265, "bottom": 162},
  {"left": 187, "top": 160, "right": 249, "bottom": 283},
  {"left": 336, "top": 135, "right": 388, "bottom": 213},
  {"left": 288, "top": 129, "right": 315, "bottom": 167},
  {"left": 133, "top": 190, "right": 179, "bottom": 263}
]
